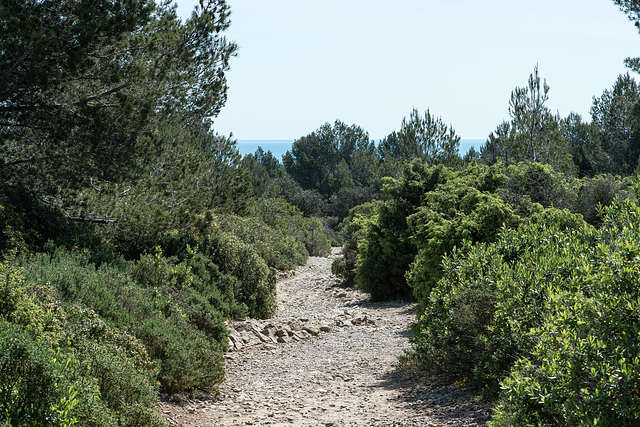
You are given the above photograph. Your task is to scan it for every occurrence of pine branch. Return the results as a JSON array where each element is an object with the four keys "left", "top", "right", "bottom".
[{"left": 75, "top": 83, "right": 129, "bottom": 106}]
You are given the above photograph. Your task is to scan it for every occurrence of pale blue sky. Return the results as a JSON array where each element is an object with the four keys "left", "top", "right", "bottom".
[{"left": 176, "top": 0, "right": 639, "bottom": 141}]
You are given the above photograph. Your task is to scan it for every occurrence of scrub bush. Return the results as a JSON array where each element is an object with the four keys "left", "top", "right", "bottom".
[
  {"left": 332, "top": 202, "right": 378, "bottom": 286},
  {"left": 502, "top": 162, "right": 579, "bottom": 210},
  {"left": 216, "top": 214, "right": 308, "bottom": 270},
  {"left": 411, "top": 197, "right": 640, "bottom": 425},
  {"left": 203, "top": 232, "right": 276, "bottom": 319},
  {"left": 0, "top": 324, "right": 78, "bottom": 427},
  {"left": 24, "top": 247, "right": 227, "bottom": 394},
  {"left": 406, "top": 179, "right": 520, "bottom": 307},
  {"left": 491, "top": 199, "right": 640, "bottom": 426},
  {"left": 0, "top": 261, "right": 164, "bottom": 426},
  {"left": 355, "top": 162, "right": 446, "bottom": 300},
  {"left": 355, "top": 161, "right": 509, "bottom": 301},
  {"left": 251, "top": 196, "right": 331, "bottom": 257}
]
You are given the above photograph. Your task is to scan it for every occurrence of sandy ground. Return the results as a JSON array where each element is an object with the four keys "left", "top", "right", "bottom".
[{"left": 157, "top": 248, "right": 491, "bottom": 426}]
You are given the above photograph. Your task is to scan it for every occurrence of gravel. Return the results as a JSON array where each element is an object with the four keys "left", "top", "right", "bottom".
[{"left": 157, "top": 248, "right": 492, "bottom": 426}]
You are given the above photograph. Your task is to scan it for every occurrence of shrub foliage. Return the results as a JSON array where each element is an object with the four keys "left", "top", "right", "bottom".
[{"left": 412, "top": 198, "right": 640, "bottom": 425}]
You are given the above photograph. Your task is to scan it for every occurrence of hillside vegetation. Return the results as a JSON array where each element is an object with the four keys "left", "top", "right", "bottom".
[{"left": 4, "top": 0, "right": 640, "bottom": 425}]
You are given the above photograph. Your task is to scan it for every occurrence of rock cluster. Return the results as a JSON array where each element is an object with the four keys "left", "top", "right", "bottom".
[{"left": 226, "top": 311, "right": 376, "bottom": 352}]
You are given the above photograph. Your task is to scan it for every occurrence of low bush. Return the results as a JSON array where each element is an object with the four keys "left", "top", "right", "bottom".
[
  {"left": 411, "top": 197, "right": 640, "bottom": 425},
  {"left": 251, "top": 196, "right": 331, "bottom": 258},
  {"left": 203, "top": 232, "right": 277, "bottom": 319},
  {"left": 411, "top": 211, "right": 589, "bottom": 387},
  {"left": 355, "top": 161, "right": 511, "bottom": 301},
  {"left": 502, "top": 162, "right": 579, "bottom": 211},
  {"left": 572, "top": 174, "right": 637, "bottom": 226},
  {"left": 490, "top": 199, "right": 640, "bottom": 426},
  {"left": 0, "top": 260, "right": 164, "bottom": 426},
  {"left": 23, "top": 247, "right": 227, "bottom": 394},
  {"left": 355, "top": 162, "right": 446, "bottom": 300},
  {"left": 216, "top": 214, "right": 308, "bottom": 270},
  {"left": 406, "top": 180, "right": 520, "bottom": 307},
  {"left": 332, "top": 202, "right": 379, "bottom": 286},
  {"left": 0, "top": 324, "right": 79, "bottom": 427}
]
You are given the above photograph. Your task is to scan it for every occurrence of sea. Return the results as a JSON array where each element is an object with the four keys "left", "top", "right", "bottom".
[{"left": 236, "top": 139, "right": 485, "bottom": 160}]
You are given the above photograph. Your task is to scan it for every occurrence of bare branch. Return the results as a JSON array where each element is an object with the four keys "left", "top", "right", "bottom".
[
  {"left": 67, "top": 216, "right": 116, "bottom": 224},
  {"left": 75, "top": 83, "right": 129, "bottom": 106}
]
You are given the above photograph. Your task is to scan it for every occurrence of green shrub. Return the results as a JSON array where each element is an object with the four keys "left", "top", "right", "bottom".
[
  {"left": 332, "top": 202, "right": 378, "bottom": 286},
  {"left": 355, "top": 162, "right": 446, "bottom": 300},
  {"left": 0, "top": 260, "right": 164, "bottom": 426},
  {"left": 206, "top": 232, "right": 277, "bottom": 318},
  {"left": 297, "top": 216, "right": 332, "bottom": 257},
  {"left": 0, "top": 324, "right": 79, "bottom": 427},
  {"left": 24, "top": 247, "right": 227, "bottom": 395},
  {"left": 411, "top": 197, "right": 640, "bottom": 424},
  {"left": 411, "top": 212, "right": 589, "bottom": 387},
  {"left": 490, "top": 199, "right": 640, "bottom": 426},
  {"left": 355, "top": 161, "right": 510, "bottom": 301},
  {"left": 63, "top": 306, "right": 163, "bottom": 426},
  {"left": 572, "top": 174, "right": 637, "bottom": 227},
  {"left": 406, "top": 182, "right": 520, "bottom": 307},
  {"left": 502, "top": 162, "right": 579, "bottom": 211},
  {"left": 251, "top": 196, "right": 331, "bottom": 257},
  {"left": 133, "top": 315, "right": 224, "bottom": 394},
  {"left": 216, "top": 214, "right": 308, "bottom": 270}
]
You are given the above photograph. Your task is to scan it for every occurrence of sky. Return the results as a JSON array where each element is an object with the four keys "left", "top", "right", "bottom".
[{"left": 175, "top": 0, "right": 640, "bottom": 141}]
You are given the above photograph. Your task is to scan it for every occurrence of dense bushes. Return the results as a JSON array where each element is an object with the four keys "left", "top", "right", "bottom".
[
  {"left": 411, "top": 198, "right": 640, "bottom": 425},
  {"left": 0, "top": 261, "right": 164, "bottom": 426},
  {"left": 406, "top": 165, "right": 520, "bottom": 306},
  {"left": 344, "top": 161, "right": 636, "bottom": 303},
  {"left": 411, "top": 216, "right": 588, "bottom": 385},
  {"left": 355, "top": 162, "right": 446, "bottom": 300},
  {"left": 353, "top": 162, "right": 521, "bottom": 301},
  {"left": 0, "top": 153, "right": 332, "bottom": 424},
  {"left": 216, "top": 214, "right": 308, "bottom": 270},
  {"left": 0, "top": 323, "right": 80, "bottom": 427},
  {"left": 329, "top": 157, "right": 640, "bottom": 424},
  {"left": 491, "top": 199, "right": 640, "bottom": 425},
  {"left": 332, "top": 202, "right": 378, "bottom": 286},
  {"left": 250, "top": 195, "right": 331, "bottom": 258},
  {"left": 501, "top": 162, "right": 579, "bottom": 211},
  {"left": 23, "top": 245, "right": 233, "bottom": 394}
]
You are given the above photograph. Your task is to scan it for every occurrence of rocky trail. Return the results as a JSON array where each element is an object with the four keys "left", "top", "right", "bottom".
[{"left": 158, "top": 248, "right": 491, "bottom": 426}]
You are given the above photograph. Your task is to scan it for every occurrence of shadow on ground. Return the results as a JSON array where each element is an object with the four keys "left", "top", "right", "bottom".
[{"left": 370, "top": 366, "right": 493, "bottom": 425}]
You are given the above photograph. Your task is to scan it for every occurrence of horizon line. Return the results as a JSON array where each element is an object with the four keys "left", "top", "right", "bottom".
[{"left": 236, "top": 138, "right": 487, "bottom": 142}]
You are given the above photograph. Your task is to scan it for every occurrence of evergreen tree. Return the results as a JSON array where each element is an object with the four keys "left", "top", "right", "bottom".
[
  {"left": 282, "top": 120, "right": 379, "bottom": 220},
  {"left": 588, "top": 73, "right": 640, "bottom": 175},
  {"left": 378, "top": 108, "right": 461, "bottom": 167},
  {"left": 509, "top": 65, "right": 552, "bottom": 163},
  {"left": 283, "top": 120, "right": 374, "bottom": 195},
  {"left": 0, "top": 0, "right": 237, "bottom": 199},
  {"left": 481, "top": 66, "right": 573, "bottom": 173},
  {"left": 560, "top": 112, "right": 594, "bottom": 177},
  {"left": 481, "top": 121, "right": 513, "bottom": 165}
]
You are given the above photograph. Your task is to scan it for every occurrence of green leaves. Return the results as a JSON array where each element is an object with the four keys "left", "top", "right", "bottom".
[
  {"left": 282, "top": 120, "right": 379, "bottom": 220},
  {"left": 1, "top": 0, "right": 237, "bottom": 205},
  {"left": 0, "top": 260, "right": 164, "bottom": 426},
  {"left": 379, "top": 108, "right": 462, "bottom": 167},
  {"left": 588, "top": 73, "right": 640, "bottom": 176},
  {"left": 410, "top": 196, "right": 640, "bottom": 425},
  {"left": 482, "top": 66, "right": 574, "bottom": 174}
]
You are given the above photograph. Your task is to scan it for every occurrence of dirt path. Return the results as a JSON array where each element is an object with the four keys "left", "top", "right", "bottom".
[{"left": 158, "top": 248, "right": 491, "bottom": 426}]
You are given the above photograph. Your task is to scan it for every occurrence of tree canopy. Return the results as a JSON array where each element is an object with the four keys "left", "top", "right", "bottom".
[
  {"left": 481, "top": 66, "right": 573, "bottom": 173},
  {"left": 378, "top": 108, "right": 461, "bottom": 167},
  {"left": 0, "top": 0, "right": 237, "bottom": 198}
]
